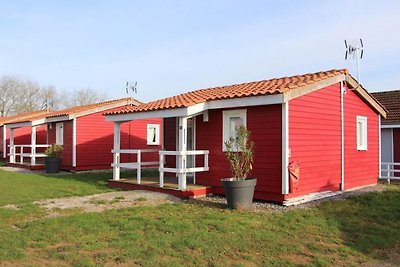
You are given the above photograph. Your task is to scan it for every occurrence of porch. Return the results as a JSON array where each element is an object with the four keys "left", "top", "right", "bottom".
[
  {"left": 108, "top": 176, "right": 213, "bottom": 198},
  {"left": 7, "top": 124, "right": 49, "bottom": 167},
  {"left": 111, "top": 116, "right": 211, "bottom": 197}
]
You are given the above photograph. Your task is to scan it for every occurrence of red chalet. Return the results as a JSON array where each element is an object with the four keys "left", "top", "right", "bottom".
[
  {"left": 5, "top": 98, "right": 162, "bottom": 171},
  {"left": 1, "top": 110, "right": 49, "bottom": 162},
  {"left": 371, "top": 90, "right": 400, "bottom": 180},
  {"left": 105, "top": 69, "right": 386, "bottom": 203}
]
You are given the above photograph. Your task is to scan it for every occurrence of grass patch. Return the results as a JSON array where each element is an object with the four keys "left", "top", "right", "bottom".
[{"left": 0, "top": 169, "right": 399, "bottom": 266}]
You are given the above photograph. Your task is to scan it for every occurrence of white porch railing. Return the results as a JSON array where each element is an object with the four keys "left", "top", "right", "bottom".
[
  {"left": 111, "top": 149, "right": 160, "bottom": 184},
  {"left": 380, "top": 162, "right": 400, "bottom": 184},
  {"left": 159, "top": 150, "right": 209, "bottom": 190},
  {"left": 8, "top": 144, "right": 50, "bottom": 165}
]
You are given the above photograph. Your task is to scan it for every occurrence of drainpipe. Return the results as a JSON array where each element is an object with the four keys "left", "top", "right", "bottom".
[{"left": 340, "top": 81, "right": 345, "bottom": 191}]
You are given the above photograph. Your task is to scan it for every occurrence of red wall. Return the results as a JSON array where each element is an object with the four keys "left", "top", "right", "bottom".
[
  {"left": 74, "top": 112, "right": 162, "bottom": 171},
  {"left": 288, "top": 83, "right": 380, "bottom": 199},
  {"left": 163, "top": 117, "right": 177, "bottom": 168},
  {"left": 48, "top": 121, "right": 73, "bottom": 169},
  {"left": 195, "top": 105, "right": 283, "bottom": 202},
  {"left": 288, "top": 84, "right": 342, "bottom": 198},
  {"left": 392, "top": 129, "right": 400, "bottom": 163},
  {"left": 343, "top": 88, "right": 380, "bottom": 189}
]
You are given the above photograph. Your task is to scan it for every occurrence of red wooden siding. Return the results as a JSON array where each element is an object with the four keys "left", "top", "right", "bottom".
[
  {"left": 195, "top": 105, "right": 283, "bottom": 202},
  {"left": 393, "top": 129, "right": 400, "bottom": 163},
  {"left": 343, "top": 89, "right": 379, "bottom": 189},
  {"left": 163, "top": 117, "right": 177, "bottom": 168},
  {"left": 0, "top": 126, "right": 4, "bottom": 157},
  {"left": 288, "top": 83, "right": 342, "bottom": 198},
  {"left": 75, "top": 112, "right": 162, "bottom": 171}
]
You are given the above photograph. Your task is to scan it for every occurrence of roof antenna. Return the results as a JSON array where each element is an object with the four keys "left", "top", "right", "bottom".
[
  {"left": 344, "top": 38, "right": 364, "bottom": 84},
  {"left": 126, "top": 81, "right": 138, "bottom": 94}
]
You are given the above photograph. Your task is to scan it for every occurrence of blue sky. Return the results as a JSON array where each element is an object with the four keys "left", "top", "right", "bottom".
[{"left": 1, "top": 1, "right": 399, "bottom": 102}]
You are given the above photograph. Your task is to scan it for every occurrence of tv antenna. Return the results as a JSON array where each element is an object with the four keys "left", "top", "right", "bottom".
[
  {"left": 344, "top": 38, "right": 364, "bottom": 84},
  {"left": 126, "top": 81, "right": 138, "bottom": 94}
]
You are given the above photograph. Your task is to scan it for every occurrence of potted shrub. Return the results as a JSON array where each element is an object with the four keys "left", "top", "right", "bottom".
[
  {"left": 44, "top": 144, "right": 63, "bottom": 173},
  {"left": 221, "top": 126, "right": 257, "bottom": 209}
]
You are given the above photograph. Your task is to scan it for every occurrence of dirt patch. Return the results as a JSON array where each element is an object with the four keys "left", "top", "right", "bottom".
[
  {"left": 1, "top": 204, "right": 20, "bottom": 210},
  {"left": 35, "top": 191, "right": 180, "bottom": 216}
]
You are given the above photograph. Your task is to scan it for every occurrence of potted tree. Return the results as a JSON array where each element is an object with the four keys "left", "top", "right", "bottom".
[
  {"left": 44, "top": 144, "right": 63, "bottom": 173},
  {"left": 221, "top": 126, "right": 257, "bottom": 209}
]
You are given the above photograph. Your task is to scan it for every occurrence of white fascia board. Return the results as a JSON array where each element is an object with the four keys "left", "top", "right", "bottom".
[
  {"left": 285, "top": 75, "right": 345, "bottom": 102},
  {"left": 70, "top": 102, "right": 134, "bottom": 119},
  {"left": 105, "top": 107, "right": 189, "bottom": 122},
  {"left": 207, "top": 94, "right": 283, "bottom": 110},
  {"left": 106, "top": 94, "right": 284, "bottom": 122},
  {"left": 6, "top": 121, "right": 32, "bottom": 129},
  {"left": 381, "top": 124, "right": 400, "bottom": 129},
  {"left": 31, "top": 118, "right": 46, "bottom": 126},
  {"left": 44, "top": 115, "right": 69, "bottom": 124}
]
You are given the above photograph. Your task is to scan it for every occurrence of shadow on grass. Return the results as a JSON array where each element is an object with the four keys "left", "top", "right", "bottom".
[
  {"left": 319, "top": 185, "right": 400, "bottom": 260},
  {"left": 35, "top": 169, "right": 160, "bottom": 190}
]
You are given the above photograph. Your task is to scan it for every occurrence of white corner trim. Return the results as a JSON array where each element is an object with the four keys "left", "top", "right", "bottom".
[
  {"left": 2, "top": 126, "right": 6, "bottom": 159},
  {"left": 282, "top": 102, "right": 289, "bottom": 194},
  {"left": 340, "top": 81, "right": 345, "bottom": 191},
  {"left": 381, "top": 124, "right": 400, "bottom": 129},
  {"left": 378, "top": 115, "right": 382, "bottom": 178}
]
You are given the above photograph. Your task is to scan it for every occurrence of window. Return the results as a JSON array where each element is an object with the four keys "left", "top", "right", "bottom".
[
  {"left": 222, "top": 109, "right": 247, "bottom": 151},
  {"left": 56, "top": 123, "right": 64, "bottom": 145},
  {"left": 147, "top": 124, "right": 160, "bottom": 145},
  {"left": 356, "top": 116, "right": 367, "bottom": 151}
]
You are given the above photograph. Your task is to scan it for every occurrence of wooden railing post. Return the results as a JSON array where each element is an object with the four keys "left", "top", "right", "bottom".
[
  {"left": 159, "top": 152, "right": 164, "bottom": 188},
  {"left": 20, "top": 147, "right": 24, "bottom": 164},
  {"left": 137, "top": 150, "right": 141, "bottom": 184},
  {"left": 387, "top": 164, "right": 391, "bottom": 184}
]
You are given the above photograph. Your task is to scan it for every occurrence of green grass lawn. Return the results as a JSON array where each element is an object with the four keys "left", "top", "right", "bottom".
[{"left": 0, "top": 169, "right": 399, "bottom": 266}]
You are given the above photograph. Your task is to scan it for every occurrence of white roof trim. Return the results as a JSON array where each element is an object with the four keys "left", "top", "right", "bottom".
[
  {"left": 105, "top": 94, "right": 284, "bottom": 122},
  {"left": 6, "top": 121, "right": 32, "bottom": 129},
  {"left": 381, "top": 124, "right": 400, "bottom": 129}
]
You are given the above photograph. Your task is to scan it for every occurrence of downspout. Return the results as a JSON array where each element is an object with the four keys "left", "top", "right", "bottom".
[
  {"left": 340, "top": 81, "right": 345, "bottom": 191},
  {"left": 281, "top": 99, "right": 289, "bottom": 195}
]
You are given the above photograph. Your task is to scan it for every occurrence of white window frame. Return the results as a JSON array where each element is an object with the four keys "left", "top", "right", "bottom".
[
  {"left": 222, "top": 109, "right": 247, "bottom": 151},
  {"left": 147, "top": 124, "right": 160, "bottom": 145},
  {"left": 356, "top": 116, "right": 368, "bottom": 151},
  {"left": 56, "top": 123, "right": 64, "bottom": 145}
]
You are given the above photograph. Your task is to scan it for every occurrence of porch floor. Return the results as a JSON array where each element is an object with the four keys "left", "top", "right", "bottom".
[
  {"left": 6, "top": 162, "right": 45, "bottom": 170},
  {"left": 108, "top": 176, "right": 213, "bottom": 198}
]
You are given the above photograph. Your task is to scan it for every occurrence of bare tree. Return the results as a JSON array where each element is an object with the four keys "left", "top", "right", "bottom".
[
  {"left": 58, "top": 88, "right": 107, "bottom": 109},
  {"left": 0, "top": 76, "right": 22, "bottom": 116},
  {"left": 0, "top": 75, "right": 108, "bottom": 116}
]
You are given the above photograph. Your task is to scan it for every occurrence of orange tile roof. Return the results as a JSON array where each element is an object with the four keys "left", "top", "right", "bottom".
[
  {"left": 4, "top": 98, "right": 141, "bottom": 125},
  {"left": 371, "top": 90, "right": 400, "bottom": 124},
  {"left": 0, "top": 110, "right": 50, "bottom": 125},
  {"left": 106, "top": 69, "right": 348, "bottom": 115},
  {"left": 46, "top": 97, "right": 141, "bottom": 118}
]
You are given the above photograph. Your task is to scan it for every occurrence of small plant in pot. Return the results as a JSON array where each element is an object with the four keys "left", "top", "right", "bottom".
[
  {"left": 44, "top": 144, "right": 63, "bottom": 173},
  {"left": 221, "top": 126, "right": 257, "bottom": 209}
]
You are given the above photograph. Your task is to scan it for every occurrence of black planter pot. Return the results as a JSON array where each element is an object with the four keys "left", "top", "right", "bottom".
[
  {"left": 45, "top": 158, "right": 62, "bottom": 173},
  {"left": 221, "top": 178, "right": 257, "bottom": 209}
]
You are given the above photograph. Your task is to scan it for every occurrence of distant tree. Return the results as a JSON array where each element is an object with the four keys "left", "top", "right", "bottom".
[
  {"left": 0, "top": 75, "right": 22, "bottom": 116},
  {"left": 0, "top": 75, "right": 108, "bottom": 116},
  {"left": 58, "top": 88, "right": 107, "bottom": 109}
]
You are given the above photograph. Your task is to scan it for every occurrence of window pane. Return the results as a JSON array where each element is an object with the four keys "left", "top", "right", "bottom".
[{"left": 229, "top": 117, "right": 243, "bottom": 139}]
